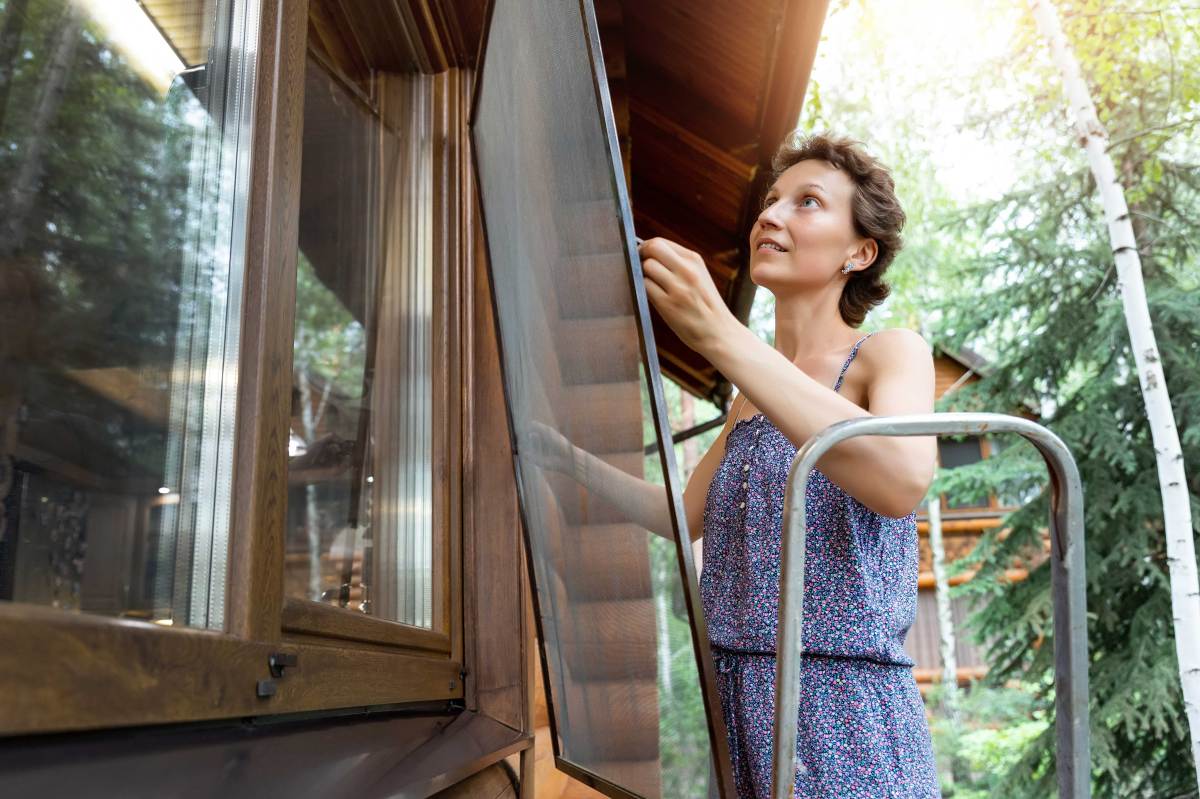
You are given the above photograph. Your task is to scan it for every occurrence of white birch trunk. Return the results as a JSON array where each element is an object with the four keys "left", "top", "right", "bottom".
[
  {"left": 928, "top": 497, "right": 960, "bottom": 722},
  {"left": 1029, "top": 0, "right": 1200, "bottom": 788},
  {"left": 656, "top": 590, "right": 673, "bottom": 696}
]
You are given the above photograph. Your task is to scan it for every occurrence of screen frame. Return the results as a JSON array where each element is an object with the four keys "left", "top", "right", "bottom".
[{"left": 467, "top": 0, "right": 737, "bottom": 796}]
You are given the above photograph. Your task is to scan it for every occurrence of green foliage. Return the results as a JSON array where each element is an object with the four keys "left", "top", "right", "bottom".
[
  {"left": 927, "top": 681, "right": 1052, "bottom": 798},
  {"left": 928, "top": 2, "right": 1200, "bottom": 795},
  {"left": 0, "top": 0, "right": 205, "bottom": 478},
  {"left": 293, "top": 252, "right": 366, "bottom": 410},
  {"left": 649, "top": 532, "right": 714, "bottom": 797},
  {"left": 797, "top": 0, "right": 1200, "bottom": 794},
  {"left": 640, "top": 369, "right": 725, "bottom": 793}
]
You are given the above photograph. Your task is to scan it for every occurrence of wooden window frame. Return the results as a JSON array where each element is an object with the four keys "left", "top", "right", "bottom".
[
  {"left": 0, "top": 0, "right": 469, "bottom": 737},
  {"left": 277, "top": 50, "right": 459, "bottom": 657}
]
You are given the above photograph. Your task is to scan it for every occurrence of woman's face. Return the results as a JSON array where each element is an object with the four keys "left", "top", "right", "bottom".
[{"left": 748, "top": 158, "right": 869, "bottom": 291}]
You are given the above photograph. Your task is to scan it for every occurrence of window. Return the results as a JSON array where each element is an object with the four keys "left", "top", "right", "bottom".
[
  {"left": 284, "top": 54, "right": 436, "bottom": 629},
  {"left": 0, "top": 0, "right": 465, "bottom": 737},
  {"left": 937, "top": 436, "right": 988, "bottom": 510},
  {"left": 280, "top": 51, "right": 453, "bottom": 647},
  {"left": 0, "top": 0, "right": 256, "bottom": 630}
]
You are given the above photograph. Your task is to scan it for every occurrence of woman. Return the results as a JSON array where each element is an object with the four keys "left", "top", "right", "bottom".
[
  {"left": 637, "top": 132, "right": 941, "bottom": 798},
  {"left": 529, "top": 131, "right": 940, "bottom": 797}
]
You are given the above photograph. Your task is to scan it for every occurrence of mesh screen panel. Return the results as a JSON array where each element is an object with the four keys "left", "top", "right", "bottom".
[{"left": 471, "top": 1, "right": 731, "bottom": 797}]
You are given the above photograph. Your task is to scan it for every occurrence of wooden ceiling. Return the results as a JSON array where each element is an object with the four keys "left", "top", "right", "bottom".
[
  {"left": 305, "top": 0, "right": 829, "bottom": 406},
  {"left": 139, "top": 0, "right": 212, "bottom": 67},
  {"left": 619, "top": 1, "right": 829, "bottom": 405}
]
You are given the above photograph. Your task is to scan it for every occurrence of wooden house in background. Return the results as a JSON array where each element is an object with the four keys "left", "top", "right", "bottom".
[{"left": 904, "top": 345, "right": 1050, "bottom": 692}]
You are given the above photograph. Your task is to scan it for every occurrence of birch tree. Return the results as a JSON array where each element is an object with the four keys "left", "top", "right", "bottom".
[
  {"left": 927, "top": 496, "right": 960, "bottom": 718},
  {"left": 1028, "top": 0, "right": 1200, "bottom": 790}
]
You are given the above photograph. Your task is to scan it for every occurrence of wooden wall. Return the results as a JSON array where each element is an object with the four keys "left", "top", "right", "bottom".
[{"left": 912, "top": 352, "right": 1050, "bottom": 691}]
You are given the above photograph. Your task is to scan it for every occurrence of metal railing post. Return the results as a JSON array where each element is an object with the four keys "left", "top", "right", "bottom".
[{"left": 769, "top": 413, "right": 1088, "bottom": 799}]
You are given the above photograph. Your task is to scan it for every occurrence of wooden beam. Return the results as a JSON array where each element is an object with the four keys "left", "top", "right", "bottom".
[
  {"left": 913, "top": 665, "right": 989, "bottom": 687},
  {"left": 916, "top": 517, "right": 1006, "bottom": 534},
  {"left": 724, "top": 0, "right": 830, "bottom": 394},
  {"left": 917, "top": 568, "right": 1030, "bottom": 589}
]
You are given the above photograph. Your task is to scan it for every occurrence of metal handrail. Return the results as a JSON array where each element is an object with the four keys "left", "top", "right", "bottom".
[{"left": 770, "top": 413, "right": 1089, "bottom": 799}]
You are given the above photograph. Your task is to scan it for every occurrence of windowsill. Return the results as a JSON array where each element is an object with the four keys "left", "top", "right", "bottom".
[
  {"left": 0, "top": 704, "right": 531, "bottom": 796},
  {"left": 0, "top": 602, "right": 462, "bottom": 735}
]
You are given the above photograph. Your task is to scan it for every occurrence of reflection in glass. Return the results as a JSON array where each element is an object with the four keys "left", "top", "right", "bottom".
[
  {"left": 0, "top": 0, "right": 258, "bottom": 628},
  {"left": 284, "top": 55, "right": 434, "bottom": 627},
  {"left": 473, "top": 1, "right": 723, "bottom": 795},
  {"left": 938, "top": 437, "right": 987, "bottom": 509}
]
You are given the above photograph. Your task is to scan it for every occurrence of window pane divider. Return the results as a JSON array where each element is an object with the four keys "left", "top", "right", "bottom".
[
  {"left": 224, "top": 0, "right": 307, "bottom": 644},
  {"left": 281, "top": 597, "right": 451, "bottom": 653}
]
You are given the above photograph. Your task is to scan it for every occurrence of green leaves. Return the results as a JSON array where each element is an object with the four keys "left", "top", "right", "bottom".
[
  {"left": 801, "top": 0, "right": 1200, "bottom": 794},
  {"left": 928, "top": 2, "right": 1200, "bottom": 793}
]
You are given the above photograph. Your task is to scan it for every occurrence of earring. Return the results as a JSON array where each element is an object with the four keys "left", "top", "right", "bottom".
[{"left": 841, "top": 261, "right": 854, "bottom": 274}]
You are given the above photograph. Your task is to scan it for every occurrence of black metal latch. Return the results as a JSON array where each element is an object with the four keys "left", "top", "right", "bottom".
[{"left": 257, "top": 652, "right": 298, "bottom": 698}]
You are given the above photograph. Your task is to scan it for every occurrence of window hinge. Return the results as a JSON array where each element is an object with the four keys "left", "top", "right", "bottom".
[
  {"left": 257, "top": 652, "right": 299, "bottom": 699},
  {"left": 269, "top": 652, "right": 298, "bottom": 678}
]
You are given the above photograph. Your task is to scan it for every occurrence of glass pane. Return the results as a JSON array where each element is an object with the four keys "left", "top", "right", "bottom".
[
  {"left": 472, "top": 1, "right": 728, "bottom": 796},
  {"left": 284, "top": 55, "right": 434, "bottom": 627},
  {"left": 938, "top": 437, "right": 987, "bottom": 509},
  {"left": 0, "top": 0, "right": 260, "bottom": 629},
  {"left": 938, "top": 437, "right": 983, "bottom": 469}
]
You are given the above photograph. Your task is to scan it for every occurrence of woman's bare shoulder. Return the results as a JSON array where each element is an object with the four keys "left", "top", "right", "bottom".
[
  {"left": 861, "top": 328, "right": 932, "bottom": 366},
  {"left": 857, "top": 328, "right": 935, "bottom": 409}
]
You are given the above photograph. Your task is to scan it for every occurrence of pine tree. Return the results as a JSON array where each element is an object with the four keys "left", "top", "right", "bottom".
[{"left": 932, "top": 2, "right": 1200, "bottom": 795}]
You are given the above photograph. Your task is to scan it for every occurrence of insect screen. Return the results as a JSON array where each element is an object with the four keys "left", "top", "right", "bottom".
[{"left": 470, "top": 1, "right": 733, "bottom": 797}]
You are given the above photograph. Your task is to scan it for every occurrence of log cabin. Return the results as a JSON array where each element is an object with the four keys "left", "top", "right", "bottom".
[{"left": 892, "top": 345, "right": 1050, "bottom": 695}]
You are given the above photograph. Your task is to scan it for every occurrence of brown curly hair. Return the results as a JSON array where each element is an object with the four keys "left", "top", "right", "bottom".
[{"left": 766, "top": 132, "right": 906, "bottom": 327}]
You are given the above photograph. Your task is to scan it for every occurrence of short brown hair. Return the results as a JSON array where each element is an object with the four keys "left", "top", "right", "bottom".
[{"left": 767, "top": 132, "right": 906, "bottom": 327}]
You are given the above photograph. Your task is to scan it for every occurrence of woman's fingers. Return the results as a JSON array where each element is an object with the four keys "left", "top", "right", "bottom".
[
  {"left": 640, "top": 239, "right": 708, "bottom": 293},
  {"left": 641, "top": 259, "right": 677, "bottom": 312},
  {"left": 637, "top": 235, "right": 693, "bottom": 262},
  {"left": 643, "top": 271, "right": 668, "bottom": 306},
  {"left": 638, "top": 241, "right": 675, "bottom": 277},
  {"left": 640, "top": 256, "right": 676, "bottom": 293}
]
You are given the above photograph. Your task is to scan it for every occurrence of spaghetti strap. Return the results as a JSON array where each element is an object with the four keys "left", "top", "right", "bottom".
[
  {"left": 729, "top": 390, "right": 751, "bottom": 427},
  {"left": 833, "top": 333, "right": 874, "bottom": 393},
  {"left": 731, "top": 331, "right": 874, "bottom": 418}
]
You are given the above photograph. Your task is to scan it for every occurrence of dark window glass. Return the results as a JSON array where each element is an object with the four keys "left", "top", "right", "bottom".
[
  {"left": 0, "top": 0, "right": 259, "bottom": 628},
  {"left": 938, "top": 436, "right": 986, "bottom": 509}
]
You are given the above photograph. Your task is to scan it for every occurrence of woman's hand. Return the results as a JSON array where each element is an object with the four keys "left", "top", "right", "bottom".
[
  {"left": 525, "top": 419, "right": 677, "bottom": 540},
  {"left": 524, "top": 419, "right": 577, "bottom": 477},
  {"left": 637, "top": 237, "right": 736, "bottom": 355}
]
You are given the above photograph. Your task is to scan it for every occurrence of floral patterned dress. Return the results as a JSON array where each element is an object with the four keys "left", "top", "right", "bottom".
[{"left": 700, "top": 333, "right": 941, "bottom": 798}]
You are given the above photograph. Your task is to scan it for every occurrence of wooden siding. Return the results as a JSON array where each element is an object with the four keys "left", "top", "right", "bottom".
[
  {"left": 934, "top": 353, "right": 981, "bottom": 398},
  {"left": 905, "top": 592, "right": 987, "bottom": 675}
]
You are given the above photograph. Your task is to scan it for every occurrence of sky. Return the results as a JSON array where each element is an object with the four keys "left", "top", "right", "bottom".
[
  {"left": 810, "top": 0, "right": 1031, "bottom": 204},
  {"left": 746, "top": 0, "right": 1043, "bottom": 339}
]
